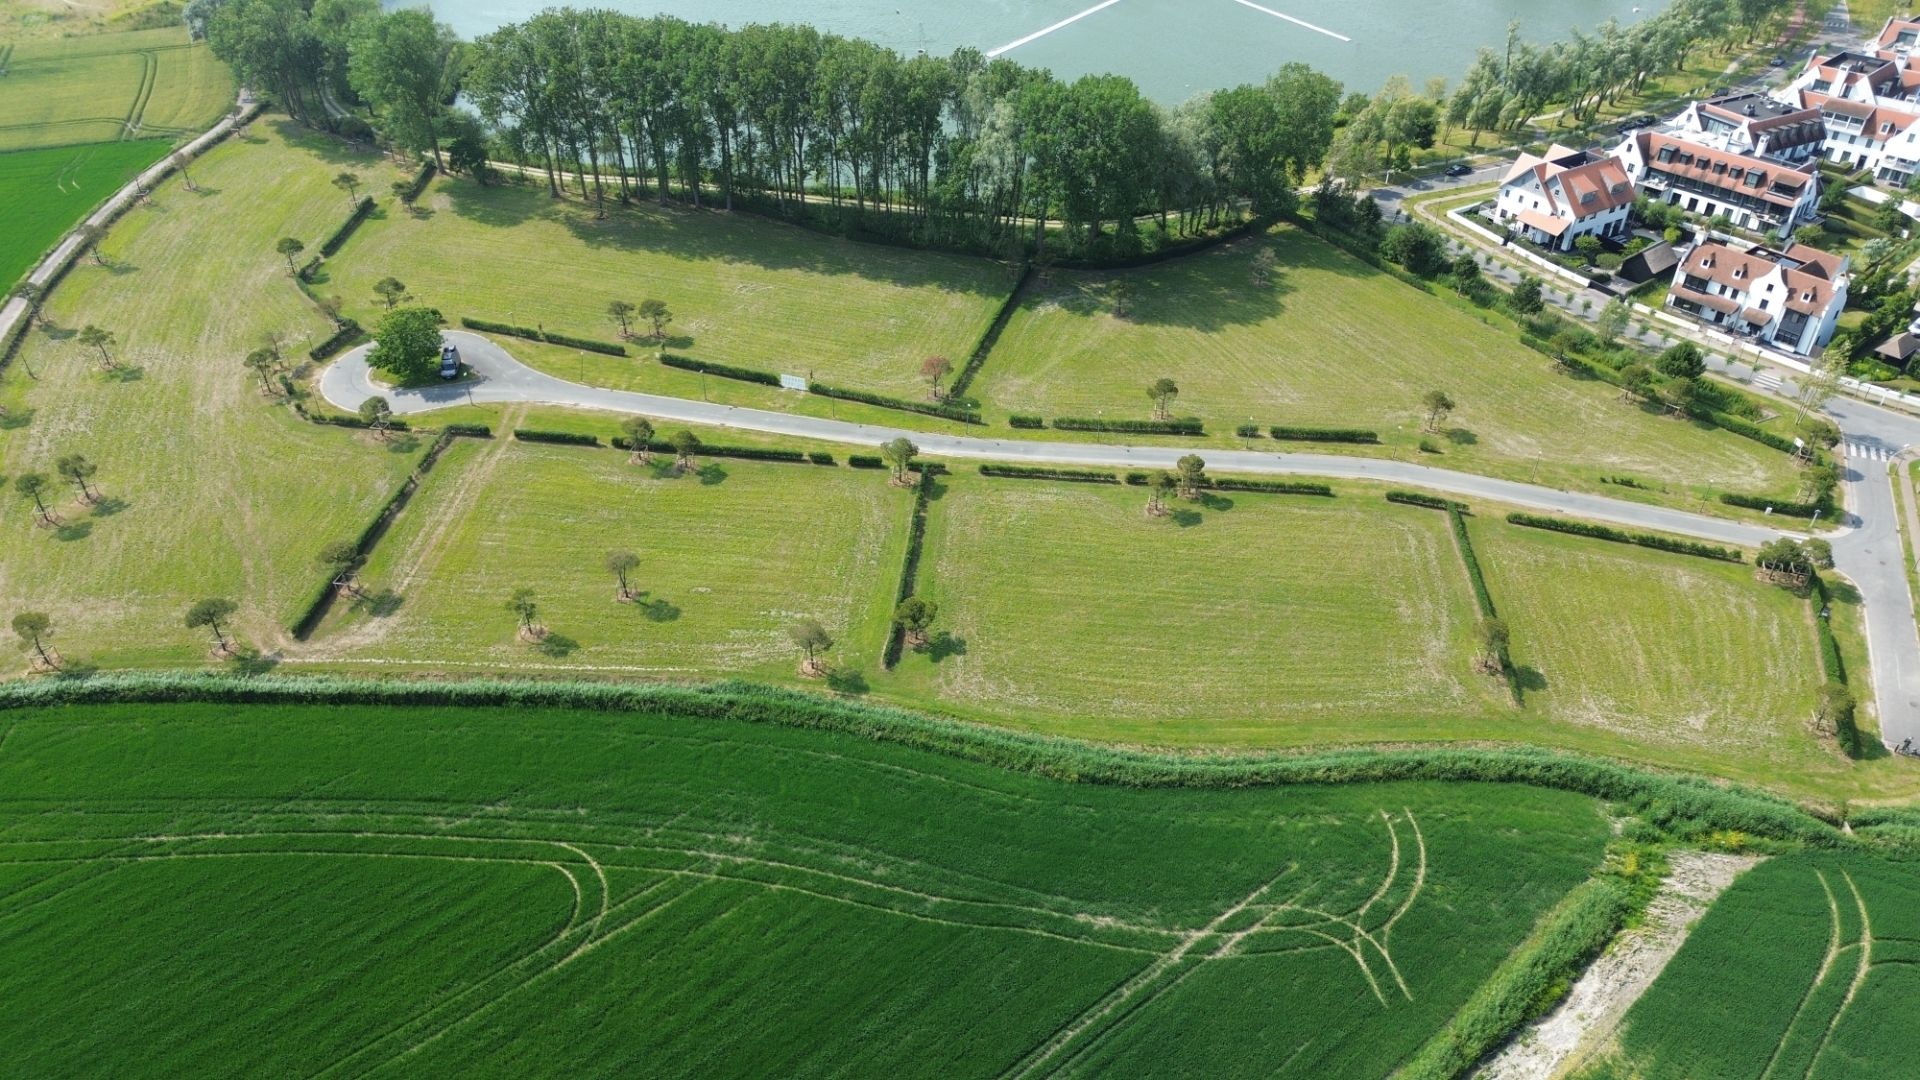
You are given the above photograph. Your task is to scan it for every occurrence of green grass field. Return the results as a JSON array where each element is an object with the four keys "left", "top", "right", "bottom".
[
  {"left": 974, "top": 227, "right": 1801, "bottom": 501},
  {"left": 310, "top": 439, "right": 910, "bottom": 682},
  {"left": 0, "top": 699, "right": 1611, "bottom": 1076},
  {"left": 0, "top": 137, "right": 172, "bottom": 289},
  {"left": 0, "top": 119, "right": 420, "bottom": 665},
  {"left": 0, "top": 28, "right": 231, "bottom": 151},
  {"left": 1472, "top": 518, "right": 1826, "bottom": 780},
  {"left": 323, "top": 173, "right": 1013, "bottom": 399},
  {"left": 1593, "top": 852, "right": 1920, "bottom": 1079},
  {"left": 892, "top": 476, "right": 1509, "bottom": 730}
]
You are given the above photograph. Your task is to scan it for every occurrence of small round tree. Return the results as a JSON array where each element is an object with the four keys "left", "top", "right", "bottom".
[
  {"left": 11, "top": 282, "right": 46, "bottom": 327},
  {"left": 788, "top": 618, "right": 834, "bottom": 677},
  {"left": 1146, "top": 470, "right": 1177, "bottom": 517},
  {"left": 636, "top": 298, "right": 672, "bottom": 343},
  {"left": 608, "top": 300, "right": 636, "bottom": 339},
  {"left": 333, "top": 171, "right": 362, "bottom": 207},
  {"left": 670, "top": 429, "right": 701, "bottom": 473},
  {"left": 78, "top": 224, "right": 106, "bottom": 266},
  {"left": 373, "top": 277, "right": 410, "bottom": 310},
  {"left": 1474, "top": 617, "right": 1509, "bottom": 676},
  {"left": 895, "top": 597, "right": 938, "bottom": 649},
  {"left": 920, "top": 355, "right": 953, "bottom": 400},
  {"left": 606, "top": 550, "right": 640, "bottom": 601},
  {"left": 880, "top": 437, "right": 919, "bottom": 485},
  {"left": 16, "top": 473, "right": 55, "bottom": 526},
  {"left": 367, "top": 307, "right": 443, "bottom": 383},
  {"left": 244, "top": 347, "right": 280, "bottom": 395},
  {"left": 275, "top": 236, "right": 305, "bottom": 276},
  {"left": 358, "top": 395, "right": 393, "bottom": 437},
  {"left": 77, "top": 325, "right": 116, "bottom": 370},
  {"left": 1421, "top": 389, "right": 1455, "bottom": 433},
  {"left": 621, "top": 417, "right": 655, "bottom": 463},
  {"left": 1147, "top": 378, "right": 1179, "bottom": 421},
  {"left": 184, "top": 597, "right": 238, "bottom": 654},
  {"left": 507, "top": 587, "right": 544, "bottom": 640},
  {"left": 1175, "top": 454, "right": 1207, "bottom": 500},
  {"left": 317, "top": 540, "right": 363, "bottom": 593},
  {"left": 13, "top": 611, "right": 57, "bottom": 671},
  {"left": 55, "top": 453, "right": 99, "bottom": 504}
]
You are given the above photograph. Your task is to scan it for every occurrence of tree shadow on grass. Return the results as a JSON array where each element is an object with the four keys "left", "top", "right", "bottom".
[
  {"left": 1513, "top": 666, "right": 1548, "bottom": 694},
  {"left": 52, "top": 659, "right": 101, "bottom": 680},
  {"left": 1169, "top": 507, "right": 1204, "bottom": 528},
  {"left": 537, "top": 633, "right": 580, "bottom": 659},
  {"left": 1445, "top": 427, "right": 1477, "bottom": 446},
  {"left": 387, "top": 433, "right": 421, "bottom": 454},
  {"left": 696, "top": 462, "right": 728, "bottom": 486},
  {"left": 101, "top": 366, "right": 144, "bottom": 384},
  {"left": 104, "top": 260, "right": 139, "bottom": 276},
  {"left": 273, "top": 118, "right": 386, "bottom": 168},
  {"left": 634, "top": 595, "right": 680, "bottom": 623},
  {"left": 54, "top": 521, "right": 92, "bottom": 542},
  {"left": 1197, "top": 492, "right": 1234, "bottom": 513},
  {"left": 925, "top": 632, "right": 967, "bottom": 663},
  {"left": 0, "top": 408, "right": 33, "bottom": 431},
  {"left": 228, "top": 647, "right": 281, "bottom": 676},
  {"left": 826, "top": 668, "right": 869, "bottom": 696},
  {"left": 353, "top": 588, "right": 404, "bottom": 618},
  {"left": 90, "top": 495, "right": 129, "bottom": 517}
]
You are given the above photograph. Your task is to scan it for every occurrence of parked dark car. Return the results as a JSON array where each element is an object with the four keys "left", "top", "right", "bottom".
[
  {"left": 439, "top": 344, "right": 460, "bottom": 380},
  {"left": 1444, "top": 162, "right": 1473, "bottom": 177}
]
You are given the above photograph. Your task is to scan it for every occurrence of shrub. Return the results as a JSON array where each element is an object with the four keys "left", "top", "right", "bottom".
[
  {"left": 1818, "top": 682, "right": 1861, "bottom": 757},
  {"left": 1009, "top": 415, "right": 1045, "bottom": 429},
  {"left": 1235, "top": 423, "right": 1262, "bottom": 438},
  {"left": 1267, "top": 425, "right": 1380, "bottom": 444},
  {"left": 1810, "top": 574, "right": 1846, "bottom": 685},
  {"left": 808, "top": 452, "right": 835, "bottom": 466},
  {"left": 459, "top": 317, "right": 628, "bottom": 356},
  {"left": 1051, "top": 417, "right": 1204, "bottom": 435},
  {"left": 978, "top": 464, "right": 1120, "bottom": 484},
  {"left": 849, "top": 455, "right": 885, "bottom": 469},
  {"left": 295, "top": 255, "right": 323, "bottom": 283},
  {"left": 318, "top": 196, "right": 375, "bottom": 257},
  {"left": 441, "top": 423, "right": 492, "bottom": 438},
  {"left": 1205, "top": 477, "right": 1333, "bottom": 496},
  {"left": 513, "top": 428, "right": 600, "bottom": 446},
  {"left": 610, "top": 437, "right": 808, "bottom": 464},
  {"left": 307, "top": 319, "right": 363, "bottom": 362},
  {"left": 883, "top": 481, "right": 936, "bottom": 669},
  {"left": 461, "top": 315, "right": 544, "bottom": 339},
  {"left": 810, "top": 382, "right": 984, "bottom": 424},
  {"left": 1450, "top": 509, "right": 1497, "bottom": 620},
  {"left": 398, "top": 161, "right": 437, "bottom": 204},
  {"left": 542, "top": 330, "right": 627, "bottom": 356},
  {"left": 1505, "top": 512, "right": 1744, "bottom": 562},
  {"left": 1386, "top": 491, "right": 1466, "bottom": 511},
  {"left": 1719, "top": 492, "right": 1823, "bottom": 518}
]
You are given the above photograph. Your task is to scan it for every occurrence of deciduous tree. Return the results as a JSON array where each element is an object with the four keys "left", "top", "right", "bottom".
[
  {"left": 1421, "top": 389, "right": 1455, "bottom": 432},
  {"left": 357, "top": 395, "right": 392, "bottom": 436},
  {"left": 373, "top": 277, "right": 410, "bottom": 310},
  {"left": 1510, "top": 273, "right": 1544, "bottom": 314},
  {"left": 881, "top": 437, "right": 919, "bottom": 483},
  {"left": 77, "top": 325, "right": 116, "bottom": 370},
  {"left": 670, "top": 429, "right": 701, "bottom": 472},
  {"left": 1597, "top": 300, "right": 1631, "bottom": 345},
  {"left": 1176, "top": 454, "right": 1207, "bottom": 499},
  {"left": 1147, "top": 470, "right": 1176, "bottom": 516},
  {"left": 621, "top": 417, "right": 655, "bottom": 462},
  {"left": 637, "top": 298, "right": 672, "bottom": 342},
  {"left": 506, "top": 586, "right": 542, "bottom": 637},
  {"left": 608, "top": 300, "right": 636, "bottom": 339},
  {"left": 275, "top": 236, "right": 305, "bottom": 275},
  {"left": 244, "top": 347, "right": 280, "bottom": 394},
  {"left": 15, "top": 473, "right": 54, "bottom": 525},
  {"left": 920, "top": 355, "right": 952, "bottom": 400},
  {"left": 185, "top": 597, "right": 238, "bottom": 652},
  {"left": 55, "top": 454, "right": 99, "bottom": 503},
  {"left": 333, "top": 171, "right": 362, "bottom": 206},
  {"left": 895, "top": 596, "right": 938, "bottom": 648},
  {"left": 366, "top": 307, "right": 442, "bottom": 383},
  {"left": 1656, "top": 341, "right": 1705, "bottom": 379},
  {"left": 78, "top": 224, "right": 106, "bottom": 266},
  {"left": 12, "top": 611, "right": 56, "bottom": 670},
  {"left": 605, "top": 550, "right": 640, "bottom": 600},
  {"left": 1147, "top": 378, "right": 1179, "bottom": 421},
  {"left": 1474, "top": 617, "right": 1508, "bottom": 675},
  {"left": 788, "top": 617, "right": 833, "bottom": 675},
  {"left": 348, "top": 8, "right": 462, "bottom": 166}
]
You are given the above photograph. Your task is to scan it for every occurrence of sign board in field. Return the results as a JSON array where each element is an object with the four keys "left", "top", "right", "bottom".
[{"left": 779, "top": 373, "right": 809, "bottom": 392}]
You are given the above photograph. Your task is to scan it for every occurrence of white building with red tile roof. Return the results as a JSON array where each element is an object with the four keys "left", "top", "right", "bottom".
[
  {"left": 1613, "top": 131, "right": 1821, "bottom": 236},
  {"left": 1771, "top": 18, "right": 1920, "bottom": 183},
  {"left": 1666, "top": 240, "right": 1850, "bottom": 356},
  {"left": 1490, "top": 145, "right": 1636, "bottom": 252}
]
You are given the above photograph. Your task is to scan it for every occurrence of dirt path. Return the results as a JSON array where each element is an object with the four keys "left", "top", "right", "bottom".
[{"left": 1475, "top": 851, "right": 1763, "bottom": 1080}]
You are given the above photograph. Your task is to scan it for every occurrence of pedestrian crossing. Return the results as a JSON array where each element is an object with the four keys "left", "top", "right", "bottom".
[
  {"left": 1844, "top": 441, "right": 1899, "bottom": 462},
  {"left": 1753, "top": 371, "right": 1783, "bottom": 393}
]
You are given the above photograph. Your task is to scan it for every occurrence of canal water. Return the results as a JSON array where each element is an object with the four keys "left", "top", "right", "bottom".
[{"left": 414, "top": 0, "right": 1670, "bottom": 102}]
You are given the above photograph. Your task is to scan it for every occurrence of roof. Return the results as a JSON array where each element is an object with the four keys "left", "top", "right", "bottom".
[
  {"left": 1876, "top": 16, "right": 1920, "bottom": 48},
  {"left": 1549, "top": 156, "right": 1635, "bottom": 216},
  {"left": 1499, "top": 143, "right": 1584, "bottom": 186},
  {"left": 1677, "top": 239, "right": 1848, "bottom": 318},
  {"left": 1621, "top": 241, "right": 1679, "bottom": 282},
  {"left": 1801, "top": 90, "right": 1920, "bottom": 140},
  {"left": 1783, "top": 242, "right": 1847, "bottom": 281},
  {"left": 1876, "top": 331, "right": 1920, "bottom": 361},
  {"left": 1742, "top": 306, "right": 1775, "bottom": 326},
  {"left": 1517, "top": 209, "right": 1571, "bottom": 237},
  {"left": 1631, "top": 132, "right": 1815, "bottom": 209},
  {"left": 1500, "top": 147, "right": 1632, "bottom": 225},
  {"left": 1672, "top": 280, "right": 1742, "bottom": 316}
]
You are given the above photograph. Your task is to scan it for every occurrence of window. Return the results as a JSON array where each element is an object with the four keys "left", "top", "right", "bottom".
[{"left": 1759, "top": 299, "right": 1769, "bottom": 310}]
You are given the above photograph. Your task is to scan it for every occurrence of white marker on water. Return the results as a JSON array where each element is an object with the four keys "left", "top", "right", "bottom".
[
  {"left": 1228, "top": 0, "right": 1351, "bottom": 42},
  {"left": 985, "top": 0, "right": 1128, "bottom": 58}
]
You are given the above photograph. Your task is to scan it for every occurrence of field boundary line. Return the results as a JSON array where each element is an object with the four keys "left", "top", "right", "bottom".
[
  {"left": 1759, "top": 869, "right": 1845, "bottom": 1080},
  {"left": 1803, "top": 871, "right": 1874, "bottom": 1077}
]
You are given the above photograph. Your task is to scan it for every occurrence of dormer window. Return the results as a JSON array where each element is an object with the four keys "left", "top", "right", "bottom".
[
  {"left": 1733, "top": 266, "right": 1746, "bottom": 280},
  {"left": 1803, "top": 290, "right": 1816, "bottom": 301}
]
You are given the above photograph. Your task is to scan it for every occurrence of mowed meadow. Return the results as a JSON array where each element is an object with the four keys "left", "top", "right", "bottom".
[
  {"left": 0, "top": 699, "right": 1611, "bottom": 1077},
  {"left": 973, "top": 227, "right": 1801, "bottom": 500},
  {"left": 324, "top": 173, "right": 1014, "bottom": 398},
  {"left": 0, "top": 120, "right": 419, "bottom": 663}
]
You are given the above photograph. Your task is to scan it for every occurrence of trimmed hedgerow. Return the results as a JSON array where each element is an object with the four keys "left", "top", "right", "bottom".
[
  {"left": 849, "top": 455, "right": 885, "bottom": 469},
  {"left": 1450, "top": 508, "right": 1497, "bottom": 620},
  {"left": 1052, "top": 417, "right": 1204, "bottom": 435},
  {"left": 611, "top": 436, "right": 809, "bottom": 465},
  {"left": 1810, "top": 573, "right": 1846, "bottom": 686},
  {"left": 1397, "top": 877, "right": 1633, "bottom": 1080},
  {"left": 947, "top": 264, "right": 1032, "bottom": 400},
  {"left": 1267, "top": 425, "right": 1380, "bottom": 444},
  {"left": 1206, "top": 477, "right": 1333, "bottom": 497},
  {"left": 308, "top": 319, "right": 364, "bottom": 361},
  {"left": 461, "top": 317, "right": 628, "bottom": 356},
  {"left": 809, "top": 382, "right": 984, "bottom": 425},
  {"left": 318, "top": 196, "right": 375, "bottom": 258},
  {"left": 298, "top": 409, "right": 408, "bottom": 433},
  {"left": 1719, "top": 492, "right": 1824, "bottom": 518},
  {"left": 1235, "top": 424, "right": 1262, "bottom": 438},
  {"left": 0, "top": 675, "right": 1851, "bottom": 847},
  {"left": 288, "top": 430, "right": 458, "bottom": 638},
  {"left": 978, "top": 464, "right": 1121, "bottom": 484},
  {"left": 440, "top": 423, "right": 492, "bottom": 438},
  {"left": 882, "top": 476, "right": 936, "bottom": 669},
  {"left": 1505, "top": 512, "right": 1744, "bottom": 563},
  {"left": 398, "top": 160, "right": 436, "bottom": 203},
  {"left": 513, "top": 428, "right": 600, "bottom": 446},
  {"left": 808, "top": 452, "right": 835, "bottom": 466},
  {"left": 659, "top": 352, "right": 781, "bottom": 386},
  {"left": 1387, "top": 490, "right": 1468, "bottom": 512},
  {"left": 1008, "top": 415, "right": 1045, "bottom": 429}
]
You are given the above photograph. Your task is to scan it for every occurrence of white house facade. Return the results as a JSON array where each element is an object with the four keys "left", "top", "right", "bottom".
[
  {"left": 1666, "top": 240, "right": 1850, "bottom": 356},
  {"left": 1613, "top": 131, "right": 1821, "bottom": 236},
  {"left": 1490, "top": 145, "right": 1636, "bottom": 251}
]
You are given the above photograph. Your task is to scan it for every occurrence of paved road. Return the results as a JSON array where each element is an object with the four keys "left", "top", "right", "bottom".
[{"left": 326, "top": 331, "right": 1791, "bottom": 552}]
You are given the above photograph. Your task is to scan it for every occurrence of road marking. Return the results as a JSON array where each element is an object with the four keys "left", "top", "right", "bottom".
[
  {"left": 1229, "top": 0, "right": 1352, "bottom": 42},
  {"left": 1847, "top": 442, "right": 1891, "bottom": 461},
  {"left": 986, "top": 0, "right": 1126, "bottom": 57}
]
